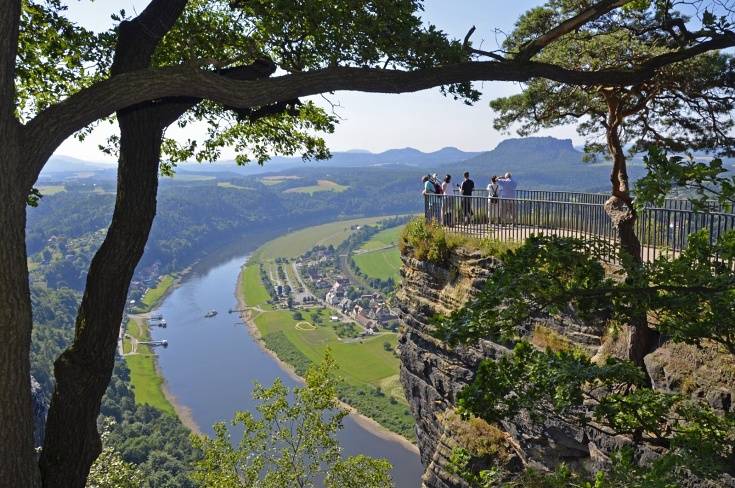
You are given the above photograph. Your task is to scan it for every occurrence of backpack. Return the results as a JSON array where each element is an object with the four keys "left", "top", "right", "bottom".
[{"left": 433, "top": 181, "right": 443, "bottom": 194}]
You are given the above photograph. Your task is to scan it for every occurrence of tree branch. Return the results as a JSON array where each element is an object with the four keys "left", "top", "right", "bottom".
[
  {"left": 23, "top": 59, "right": 673, "bottom": 188},
  {"left": 516, "top": 0, "right": 635, "bottom": 61},
  {"left": 643, "top": 31, "right": 735, "bottom": 70}
]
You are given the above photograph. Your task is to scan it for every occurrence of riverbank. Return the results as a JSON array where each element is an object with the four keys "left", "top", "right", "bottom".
[
  {"left": 124, "top": 265, "right": 204, "bottom": 433},
  {"left": 235, "top": 264, "right": 419, "bottom": 455},
  {"left": 124, "top": 315, "right": 202, "bottom": 433}
]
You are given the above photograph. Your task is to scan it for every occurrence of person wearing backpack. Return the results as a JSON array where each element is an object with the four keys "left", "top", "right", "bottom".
[
  {"left": 441, "top": 174, "right": 453, "bottom": 226},
  {"left": 486, "top": 175, "right": 499, "bottom": 224}
]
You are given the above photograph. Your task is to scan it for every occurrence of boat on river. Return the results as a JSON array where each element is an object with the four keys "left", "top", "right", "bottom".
[{"left": 204, "top": 309, "right": 218, "bottom": 318}]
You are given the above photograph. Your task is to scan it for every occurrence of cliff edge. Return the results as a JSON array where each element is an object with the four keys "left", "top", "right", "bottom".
[{"left": 396, "top": 246, "right": 735, "bottom": 488}]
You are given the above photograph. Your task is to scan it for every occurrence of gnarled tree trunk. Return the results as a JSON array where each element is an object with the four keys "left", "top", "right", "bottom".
[
  {"left": 39, "top": 106, "right": 164, "bottom": 488},
  {"left": 0, "top": 0, "right": 41, "bottom": 485},
  {"left": 0, "top": 147, "right": 41, "bottom": 488},
  {"left": 37, "top": 2, "right": 282, "bottom": 484},
  {"left": 38, "top": 4, "right": 188, "bottom": 486},
  {"left": 602, "top": 95, "right": 658, "bottom": 366}
]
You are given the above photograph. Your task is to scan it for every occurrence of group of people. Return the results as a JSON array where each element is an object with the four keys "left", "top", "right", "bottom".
[{"left": 422, "top": 171, "right": 518, "bottom": 225}]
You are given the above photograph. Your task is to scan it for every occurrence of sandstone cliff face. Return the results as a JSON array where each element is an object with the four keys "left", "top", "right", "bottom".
[{"left": 396, "top": 247, "right": 735, "bottom": 488}]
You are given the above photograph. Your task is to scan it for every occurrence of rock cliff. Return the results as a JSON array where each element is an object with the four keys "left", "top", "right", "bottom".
[{"left": 396, "top": 247, "right": 735, "bottom": 487}]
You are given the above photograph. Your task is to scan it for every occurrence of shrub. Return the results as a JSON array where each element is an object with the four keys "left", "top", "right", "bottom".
[{"left": 400, "top": 217, "right": 518, "bottom": 264}]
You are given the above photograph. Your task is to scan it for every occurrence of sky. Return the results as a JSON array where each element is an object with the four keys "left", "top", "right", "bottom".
[{"left": 56, "top": 0, "right": 581, "bottom": 162}]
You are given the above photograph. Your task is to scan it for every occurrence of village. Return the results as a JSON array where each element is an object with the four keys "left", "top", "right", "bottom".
[{"left": 262, "top": 242, "right": 399, "bottom": 337}]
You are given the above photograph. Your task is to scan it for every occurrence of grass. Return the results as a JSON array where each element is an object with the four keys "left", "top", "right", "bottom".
[
  {"left": 139, "top": 275, "right": 175, "bottom": 312},
  {"left": 261, "top": 175, "right": 302, "bottom": 186},
  {"left": 37, "top": 185, "right": 66, "bottom": 195},
  {"left": 283, "top": 179, "right": 348, "bottom": 195},
  {"left": 359, "top": 226, "right": 403, "bottom": 251},
  {"left": 217, "top": 182, "right": 254, "bottom": 190},
  {"left": 400, "top": 217, "right": 520, "bottom": 264},
  {"left": 351, "top": 224, "right": 404, "bottom": 282},
  {"left": 124, "top": 318, "right": 175, "bottom": 415},
  {"left": 172, "top": 175, "right": 216, "bottom": 182},
  {"left": 353, "top": 248, "right": 402, "bottom": 282},
  {"left": 255, "top": 216, "right": 390, "bottom": 260},
  {"left": 241, "top": 263, "right": 271, "bottom": 307}
]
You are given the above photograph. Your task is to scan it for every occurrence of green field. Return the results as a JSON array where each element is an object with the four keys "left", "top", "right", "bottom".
[
  {"left": 37, "top": 185, "right": 66, "bottom": 195},
  {"left": 139, "top": 275, "right": 175, "bottom": 312},
  {"left": 124, "top": 318, "right": 175, "bottom": 415},
  {"left": 353, "top": 248, "right": 402, "bottom": 282},
  {"left": 255, "top": 216, "right": 389, "bottom": 260},
  {"left": 352, "top": 225, "right": 404, "bottom": 282},
  {"left": 283, "top": 179, "right": 348, "bottom": 195},
  {"left": 261, "top": 175, "right": 302, "bottom": 186},
  {"left": 217, "top": 182, "right": 254, "bottom": 190},
  {"left": 359, "top": 226, "right": 402, "bottom": 250},
  {"left": 240, "top": 216, "right": 415, "bottom": 438}
]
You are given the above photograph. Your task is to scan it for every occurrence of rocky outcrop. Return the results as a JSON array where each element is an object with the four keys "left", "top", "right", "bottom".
[{"left": 396, "top": 246, "right": 735, "bottom": 487}]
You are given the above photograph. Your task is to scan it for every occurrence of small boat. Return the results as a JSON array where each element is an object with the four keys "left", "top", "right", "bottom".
[
  {"left": 159, "top": 319, "right": 167, "bottom": 327},
  {"left": 150, "top": 313, "right": 163, "bottom": 320},
  {"left": 204, "top": 310, "right": 218, "bottom": 318}
]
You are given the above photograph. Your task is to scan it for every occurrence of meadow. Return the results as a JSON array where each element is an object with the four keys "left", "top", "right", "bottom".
[
  {"left": 139, "top": 275, "right": 175, "bottom": 312},
  {"left": 283, "top": 179, "right": 348, "bottom": 195},
  {"left": 352, "top": 225, "right": 403, "bottom": 282},
  {"left": 255, "top": 216, "right": 390, "bottom": 260},
  {"left": 240, "top": 216, "right": 414, "bottom": 439},
  {"left": 123, "top": 318, "right": 175, "bottom": 415}
]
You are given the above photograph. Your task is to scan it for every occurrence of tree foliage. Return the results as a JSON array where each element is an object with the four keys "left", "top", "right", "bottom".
[
  {"left": 190, "top": 352, "right": 393, "bottom": 488},
  {"left": 436, "top": 230, "right": 735, "bottom": 485},
  {"left": 488, "top": 0, "right": 735, "bottom": 202},
  {"left": 635, "top": 147, "right": 735, "bottom": 211}
]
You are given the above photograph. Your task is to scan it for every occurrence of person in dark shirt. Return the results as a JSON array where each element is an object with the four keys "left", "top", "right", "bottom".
[
  {"left": 460, "top": 171, "right": 475, "bottom": 196},
  {"left": 459, "top": 171, "right": 474, "bottom": 223}
]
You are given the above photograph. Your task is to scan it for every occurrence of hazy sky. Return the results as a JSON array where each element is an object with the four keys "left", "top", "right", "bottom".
[{"left": 56, "top": 0, "right": 580, "bottom": 162}]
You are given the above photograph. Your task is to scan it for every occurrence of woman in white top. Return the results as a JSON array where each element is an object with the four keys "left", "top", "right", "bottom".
[
  {"left": 441, "top": 174, "right": 452, "bottom": 226},
  {"left": 486, "top": 175, "right": 499, "bottom": 223}
]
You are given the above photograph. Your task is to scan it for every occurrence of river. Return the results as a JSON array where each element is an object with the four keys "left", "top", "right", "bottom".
[{"left": 148, "top": 239, "right": 424, "bottom": 487}]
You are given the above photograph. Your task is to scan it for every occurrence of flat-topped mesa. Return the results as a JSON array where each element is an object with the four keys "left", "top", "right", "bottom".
[{"left": 395, "top": 242, "right": 735, "bottom": 488}]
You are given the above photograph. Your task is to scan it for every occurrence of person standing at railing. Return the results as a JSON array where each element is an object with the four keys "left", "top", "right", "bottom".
[
  {"left": 498, "top": 172, "right": 517, "bottom": 225},
  {"left": 441, "top": 174, "right": 453, "bottom": 226},
  {"left": 422, "top": 174, "right": 436, "bottom": 222},
  {"left": 486, "top": 175, "right": 500, "bottom": 224},
  {"left": 459, "top": 171, "right": 475, "bottom": 224}
]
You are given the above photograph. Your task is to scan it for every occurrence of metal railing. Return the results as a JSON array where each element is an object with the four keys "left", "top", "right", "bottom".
[
  {"left": 425, "top": 192, "right": 735, "bottom": 263},
  {"left": 454, "top": 188, "right": 732, "bottom": 213}
]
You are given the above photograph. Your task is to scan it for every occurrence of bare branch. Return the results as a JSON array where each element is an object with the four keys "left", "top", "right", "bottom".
[{"left": 463, "top": 26, "right": 506, "bottom": 62}]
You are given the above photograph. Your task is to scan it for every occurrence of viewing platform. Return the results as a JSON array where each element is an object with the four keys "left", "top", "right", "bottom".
[{"left": 426, "top": 189, "right": 735, "bottom": 263}]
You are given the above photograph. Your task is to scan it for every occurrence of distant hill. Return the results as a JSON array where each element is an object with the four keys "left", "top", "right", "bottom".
[
  {"left": 449, "top": 137, "right": 638, "bottom": 192},
  {"left": 172, "top": 146, "right": 482, "bottom": 175},
  {"left": 42, "top": 156, "right": 114, "bottom": 175}
]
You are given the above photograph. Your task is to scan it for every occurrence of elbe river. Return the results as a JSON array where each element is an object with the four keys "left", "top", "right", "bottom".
[{"left": 147, "top": 236, "right": 423, "bottom": 487}]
